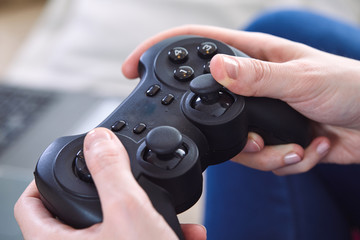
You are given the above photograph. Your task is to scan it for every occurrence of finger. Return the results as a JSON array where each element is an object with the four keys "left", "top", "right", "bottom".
[
  {"left": 14, "top": 181, "right": 85, "bottom": 239},
  {"left": 122, "top": 24, "right": 306, "bottom": 79},
  {"left": 242, "top": 132, "right": 264, "bottom": 153},
  {"left": 83, "top": 128, "right": 153, "bottom": 223},
  {"left": 273, "top": 137, "right": 330, "bottom": 176},
  {"left": 231, "top": 143, "right": 305, "bottom": 171},
  {"left": 181, "top": 224, "right": 207, "bottom": 240},
  {"left": 210, "top": 54, "right": 314, "bottom": 101}
]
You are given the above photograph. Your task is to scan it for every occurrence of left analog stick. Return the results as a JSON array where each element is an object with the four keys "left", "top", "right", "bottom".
[{"left": 74, "top": 150, "right": 93, "bottom": 183}]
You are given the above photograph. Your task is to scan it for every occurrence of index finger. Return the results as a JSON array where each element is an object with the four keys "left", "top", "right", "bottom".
[{"left": 121, "top": 24, "right": 304, "bottom": 79}]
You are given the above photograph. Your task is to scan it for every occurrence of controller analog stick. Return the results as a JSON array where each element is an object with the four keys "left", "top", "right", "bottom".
[
  {"left": 190, "top": 74, "right": 223, "bottom": 104},
  {"left": 189, "top": 74, "right": 234, "bottom": 117},
  {"left": 144, "top": 126, "right": 186, "bottom": 169},
  {"left": 74, "top": 150, "right": 93, "bottom": 183}
]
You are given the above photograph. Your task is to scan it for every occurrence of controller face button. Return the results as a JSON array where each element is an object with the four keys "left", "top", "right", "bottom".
[
  {"left": 203, "top": 61, "right": 211, "bottom": 73},
  {"left": 168, "top": 47, "right": 188, "bottom": 63},
  {"left": 174, "top": 66, "right": 194, "bottom": 82},
  {"left": 197, "top": 42, "right": 218, "bottom": 59},
  {"left": 74, "top": 150, "right": 93, "bottom": 183},
  {"left": 146, "top": 84, "right": 161, "bottom": 97},
  {"left": 161, "top": 94, "right": 175, "bottom": 105},
  {"left": 133, "top": 123, "right": 147, "bottom": 134},
  {"left": 111, "top": 120, "right": 126, "bottom": 132}
]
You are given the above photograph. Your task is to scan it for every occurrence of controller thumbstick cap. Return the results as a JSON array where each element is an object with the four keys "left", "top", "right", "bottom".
[
  {"left": 190, "top": 74, "right": 222, "bottom": 95},
  {"left": 190, "top": 74, "right": 223, "bottom": 104},
  {"left": 145, "top": 126, "right": 183, "bottom": 156}
]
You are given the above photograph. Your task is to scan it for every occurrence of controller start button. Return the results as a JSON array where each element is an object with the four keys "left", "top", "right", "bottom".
[
  {"left": 197, "top": 42, "right": 218, "bottom": 58},
  {"left": 168, "top": 47, "right": 188, "bottom": 63}
]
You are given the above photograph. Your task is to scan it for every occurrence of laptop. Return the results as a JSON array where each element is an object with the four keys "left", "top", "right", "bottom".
[{"left": 0, "top": 84, "right": 122, "bottom": 239}]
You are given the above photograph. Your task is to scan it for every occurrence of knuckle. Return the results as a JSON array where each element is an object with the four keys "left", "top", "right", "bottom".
[
  {"left": 246, "top": 59, "right": 272, "bottom": 96},
  {"left": 251, "top": 59, "right": 270, "bottom": 83},
  {"left": 86, "top": 143, "right": 121, "bottom": 175}
]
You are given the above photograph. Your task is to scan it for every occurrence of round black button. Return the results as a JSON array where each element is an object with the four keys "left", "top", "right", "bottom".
[
  {"left": 168, "top": 47, "right": 188, "bottom": 63},
  {"left": 174, "top": 66, "right": 194, "bottom": 82},
  {"left": 197, "top": 42, "right": 218, "bottom": 58},
  {"left": 203, "top": 61, "right": 211, "bottom": 73}
]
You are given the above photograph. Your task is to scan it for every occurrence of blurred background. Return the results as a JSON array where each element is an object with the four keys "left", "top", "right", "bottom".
[{"left": 0, "top": 0, "right": 359, "bottom": 239}]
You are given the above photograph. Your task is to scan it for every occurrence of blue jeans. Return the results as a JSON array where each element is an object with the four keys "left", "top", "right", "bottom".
[{"left": 204, "top": 9, "right": 360, "bottom": 240}]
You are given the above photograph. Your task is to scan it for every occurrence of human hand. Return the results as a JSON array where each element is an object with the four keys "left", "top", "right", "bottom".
[
  {"left": 14, "top": 128, "right": 206, "bottom": 240},
  {"left": 121, "top": 25, "right": 360, "bottom": 175}
]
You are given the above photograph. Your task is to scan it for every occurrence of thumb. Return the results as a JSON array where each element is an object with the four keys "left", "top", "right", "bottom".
[
  {"left": 83, "top": 128, "right": 141, "bottom": 212},
  {"left": 210, "top": 54, "right": 299, "bottom": 100}
]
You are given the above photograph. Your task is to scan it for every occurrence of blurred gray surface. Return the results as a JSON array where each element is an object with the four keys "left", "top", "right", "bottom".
[{"left": 3, "top": 0, "right": 360, "bottom": 97}]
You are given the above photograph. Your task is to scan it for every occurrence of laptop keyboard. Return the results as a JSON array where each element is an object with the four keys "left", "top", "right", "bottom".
[{"left": 0, "top": 85, "right": 55, "bottom": 155}]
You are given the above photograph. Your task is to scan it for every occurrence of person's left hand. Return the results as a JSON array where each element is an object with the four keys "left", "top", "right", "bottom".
[{"left": 14, "top": 128, "right": 206, "bottom": 240}]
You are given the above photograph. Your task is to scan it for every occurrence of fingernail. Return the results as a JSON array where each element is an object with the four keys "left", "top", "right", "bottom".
[
  {"left": 284, "top": 152, "right": 302, "bottom": 165},
  {"left": 316, "top": 141, "right": 330, "bottom": 155},
  {"left": 243, "top": 139, "right": 261, "bottom": 153},
  {"left": 198, "top": 224, "right": 207, "bottom": 235},
  {"left": 85, "top": 129, "right": 112, "bottom": 150},
  {"left": 223, "top": 56, "right": 239, "bottom": 80}
]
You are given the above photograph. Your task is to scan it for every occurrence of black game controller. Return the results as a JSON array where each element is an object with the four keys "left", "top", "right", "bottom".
[{"left": 34, "top": 36, "right": 311, "bottom": 239}]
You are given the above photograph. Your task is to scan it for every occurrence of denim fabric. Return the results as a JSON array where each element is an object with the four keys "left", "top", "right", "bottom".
[{"left": 204, "top": 9, "right": 360, "bottom": 240}]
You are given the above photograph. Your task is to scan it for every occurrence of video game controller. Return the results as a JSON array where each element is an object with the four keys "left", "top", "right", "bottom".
[{"left": 34, "top": 35, "right": 311, "bottom": 239}]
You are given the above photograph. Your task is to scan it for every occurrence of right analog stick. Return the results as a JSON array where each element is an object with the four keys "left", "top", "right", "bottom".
[
  {"left": 189, "top": 74, "right": 223, "bottom": 104},
  {"left": 189, "top": 74, "right": 234, "bottom": 117}
]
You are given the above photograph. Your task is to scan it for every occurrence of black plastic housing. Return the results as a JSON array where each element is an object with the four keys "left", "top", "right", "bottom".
[{"left": 34, "top": 35, "right": 312, "bottom": 240}]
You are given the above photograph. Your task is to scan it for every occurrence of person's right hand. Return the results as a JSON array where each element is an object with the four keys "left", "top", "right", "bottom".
[{"left": 121, "top": 25, "right": 360, "bottom": 175}]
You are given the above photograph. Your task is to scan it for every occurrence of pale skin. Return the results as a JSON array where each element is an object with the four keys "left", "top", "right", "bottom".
[
  {"left": 14, "top": 128, "right": 206, "bottom": 240},
  {"left": 121, "top": 25, "right": 360, "bottom": 175},
  {"left": 15, "top": 25, "right": 360, "bottom": 239}
]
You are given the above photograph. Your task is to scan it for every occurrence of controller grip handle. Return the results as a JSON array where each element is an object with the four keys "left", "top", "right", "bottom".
[
  {"left": 246, "top": 97, "right": 312, "bottom": 147},
  {"left": 138, "top": 176, "right": 185, "bottom": 240}
]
